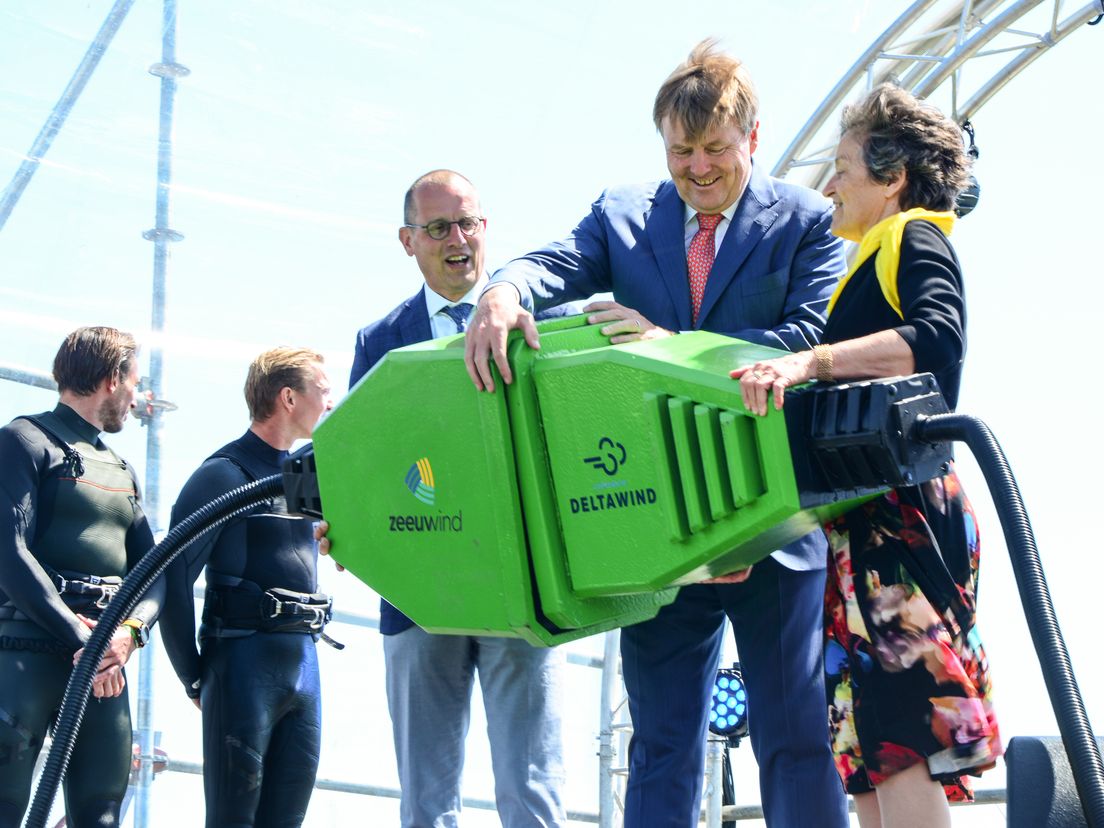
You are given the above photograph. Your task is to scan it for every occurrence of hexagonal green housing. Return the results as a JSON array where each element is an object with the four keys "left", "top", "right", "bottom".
[{"left": 313, "top": 315, "right": 874, "bottom": 645}]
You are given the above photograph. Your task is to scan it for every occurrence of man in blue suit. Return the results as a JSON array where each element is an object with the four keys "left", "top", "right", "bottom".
[
  {"left": 349, "top": 169, "right": 566, "bottom": 828},
  {"left": 464, "top": 42, "right": 849, "bottom": 828}
]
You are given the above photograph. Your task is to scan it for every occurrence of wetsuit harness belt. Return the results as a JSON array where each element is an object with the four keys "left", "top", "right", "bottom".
[
  {"left": 0, "top": 569, "right": 121, "bottom": 621},
  {"left": 203, "top": 584, "right": 333, "bottom": 634}
]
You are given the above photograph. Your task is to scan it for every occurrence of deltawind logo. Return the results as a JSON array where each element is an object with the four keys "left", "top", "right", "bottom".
[
  {"left": 405, "top": 457, "right": 435, "bottom": 505},
  {"left": 583, "top": 436, "right": 627, "bottom": 476}
]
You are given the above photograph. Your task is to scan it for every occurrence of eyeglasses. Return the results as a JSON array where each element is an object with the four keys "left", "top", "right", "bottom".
[{"left": 404, "top": 215, "right": 485, "bottom": 240}]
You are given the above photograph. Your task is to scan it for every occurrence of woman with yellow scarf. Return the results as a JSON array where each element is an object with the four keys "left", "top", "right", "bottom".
[{"left": 732, "top": 85, "right": 1001, "bottom": 828}]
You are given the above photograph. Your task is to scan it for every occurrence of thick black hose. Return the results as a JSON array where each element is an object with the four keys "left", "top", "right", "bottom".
[
  {"left": 915, "top": 413, "right": 1104, "bottom": 827},
  {"left": 25, "top": 474, "right": 284, "bottom": 828}
]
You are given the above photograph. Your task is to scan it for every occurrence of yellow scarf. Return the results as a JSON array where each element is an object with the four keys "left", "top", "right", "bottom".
[{"left": 825, "top": 207, "right": 955, "bottom": 319}]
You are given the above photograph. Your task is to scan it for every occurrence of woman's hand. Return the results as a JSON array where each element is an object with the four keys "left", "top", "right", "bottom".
[{"left": 730, "top": 351, "right": 815, "bottom": 416}]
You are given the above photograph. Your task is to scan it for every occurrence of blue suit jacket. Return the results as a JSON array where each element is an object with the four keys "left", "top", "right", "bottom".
[
  {"left": 490, "top": 163, "right": 846, "bottom": 569},
  {"left": 349, "top": 289, "right": 576, "bottom": 632},
  {"left": 350, "top": 292, "right": 433, "bottom": 390},
  {"left": 493, "top": 163, "right": 842, "bottom": 349}
]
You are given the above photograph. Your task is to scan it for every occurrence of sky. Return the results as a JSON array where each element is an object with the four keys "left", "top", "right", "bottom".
[{"left": 1, "top": 1, "right": 1102, "bottom": 825}]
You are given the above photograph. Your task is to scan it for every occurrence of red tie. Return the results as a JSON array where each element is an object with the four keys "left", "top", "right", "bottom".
[{"left": 688, "top": 213, "right": 722, "bottom": 325}]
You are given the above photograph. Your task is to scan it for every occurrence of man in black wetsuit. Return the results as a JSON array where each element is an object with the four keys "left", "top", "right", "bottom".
[
  {"left": 0, "top": 325, "right": 163, "bottom": 828},
  {"left": 159, "top": 346, "right": 334, "bottom": 828}
]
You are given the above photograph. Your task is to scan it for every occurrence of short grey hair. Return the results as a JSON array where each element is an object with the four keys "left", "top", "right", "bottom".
[
  {"left": 403, "top": 169, "right": 478, "bottom": 225},
  {"left": 840, "top": 84, "right": 970, "bottom": 212}
]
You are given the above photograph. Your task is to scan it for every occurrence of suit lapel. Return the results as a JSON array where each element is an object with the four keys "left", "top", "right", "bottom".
[
  {"left": 645, "top": 181, "right": 694, "bottom": 331},
  {"left": 697, "top": 163, "right": 781, "bottom": 327},
  {"left": 397, "top": 291, "right": 432, "bottom": 347}
]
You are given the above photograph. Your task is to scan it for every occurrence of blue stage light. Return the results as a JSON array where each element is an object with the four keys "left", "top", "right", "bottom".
[{"left": 708, "top": 664, "right": 748, "bottom": 742}]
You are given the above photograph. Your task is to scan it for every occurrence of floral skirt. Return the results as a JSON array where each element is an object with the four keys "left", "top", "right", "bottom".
[{"left": 823, "top": 469, "right": 1001, "bottom": 800}]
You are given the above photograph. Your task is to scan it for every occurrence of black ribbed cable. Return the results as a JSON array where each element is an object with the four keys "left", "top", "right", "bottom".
[
  {"left": 915, "top": 413, "right": 1104, "bottom": 827},
  {"left": 25, "top": 474, "right": 284, "bottom": 828}
]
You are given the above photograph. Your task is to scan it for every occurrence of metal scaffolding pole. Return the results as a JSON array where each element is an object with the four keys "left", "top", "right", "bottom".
[
  {"left": 0, "top": 364, "right": 57, "bottom": 391},
  {"left": 597, "top": 630, "right": 622, "bottom": 828},
  {"left": 134, "top": 1, "right": 188, "bottom": 825},
  {"left": 0, "top": 0, "right": 137, "bottom": 233}
]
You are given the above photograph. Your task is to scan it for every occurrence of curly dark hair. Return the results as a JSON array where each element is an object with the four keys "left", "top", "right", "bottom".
[{"left": 840, "top": 84, "right": 970, "bottom": 212}]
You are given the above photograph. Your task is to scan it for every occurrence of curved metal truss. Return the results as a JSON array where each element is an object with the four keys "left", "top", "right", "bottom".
[{"left": 774, "top": 0, "right": 1104, "bottom": 190}]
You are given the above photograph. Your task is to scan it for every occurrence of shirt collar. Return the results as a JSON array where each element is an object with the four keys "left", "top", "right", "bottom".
[
  {"left": 423, "top": 274, "right": 487, "bottom": 319},
  {"left": 683, "top": 201, "right": 738, "bottom": 229}
]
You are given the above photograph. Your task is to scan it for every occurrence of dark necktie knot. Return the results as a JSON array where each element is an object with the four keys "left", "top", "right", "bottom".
[{"left": 441, "top": 302, "right": 473, "bottom": 333}]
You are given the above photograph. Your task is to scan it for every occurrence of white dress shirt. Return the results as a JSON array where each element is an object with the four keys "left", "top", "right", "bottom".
[
  {"left": 424, "top": 275, "right": 488, "bottom": 338},
  {"left": 682, "top": 202, "right": 738, "bottom": 255}
]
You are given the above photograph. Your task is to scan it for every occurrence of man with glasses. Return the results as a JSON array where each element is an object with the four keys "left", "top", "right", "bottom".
[
  {"left": 348, "top": 169, "right": 567, "bottom": 828},
  {"left": 0, "top": 326, "right": 164, "bottom": 828},
  {"left": 463, "top": 42, "right": 849, "bottom": 828}
]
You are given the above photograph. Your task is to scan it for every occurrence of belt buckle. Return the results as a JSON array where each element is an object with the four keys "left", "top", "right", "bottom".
[
  {"left": 94, "top": 586, "right": 118, "bottom": 609},
  {"left": 311, "top": 598, "right": 334, "bottom": 632},
  {"left": 264, "top": 592, "right": 284, "bottom": 618}
]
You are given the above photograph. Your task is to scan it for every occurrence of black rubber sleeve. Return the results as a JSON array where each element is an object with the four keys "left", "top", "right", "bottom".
[
  {"left": 915, "top": 413, "right": 1104, "bottom": 827},
  {"left": 25, "top": 474, "right": 284, "bottom": 828}
]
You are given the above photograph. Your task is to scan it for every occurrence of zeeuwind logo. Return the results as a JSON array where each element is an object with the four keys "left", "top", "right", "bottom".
[
  {"left": 393, "top": 456, "right": 462, "bottom": 533},
  {"left": 405, "top": 457, "right": 435, "bottom": 505}
]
